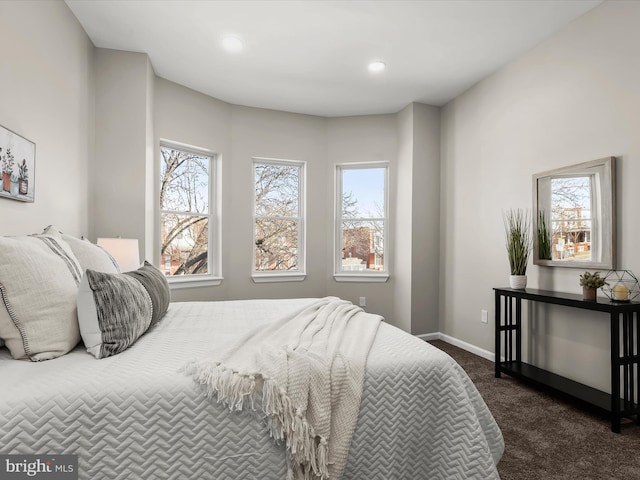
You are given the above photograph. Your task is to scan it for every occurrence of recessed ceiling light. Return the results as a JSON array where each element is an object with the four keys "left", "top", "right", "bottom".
[
  {"left": 222, "top": 35, "right": 243, "bottom": 53},
  {"left": 368, "top": 61, "right": 386, "bottom": 73}
]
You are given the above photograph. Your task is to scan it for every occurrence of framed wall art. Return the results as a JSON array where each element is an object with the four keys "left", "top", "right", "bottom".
[{"left": 0, "top": 124, "right": 35, "bottom": 203}]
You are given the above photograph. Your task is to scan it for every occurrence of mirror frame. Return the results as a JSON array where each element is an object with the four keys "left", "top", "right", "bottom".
[{"left": 533, "top": 156, "right": 616, "bottom": 269}]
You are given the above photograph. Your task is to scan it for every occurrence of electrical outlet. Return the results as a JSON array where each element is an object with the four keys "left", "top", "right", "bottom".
[
  {"left": 359, "top": 297, "right": 366, "bottom": 307},
  {"left": 481, "top": 309, "right": 489, "bottom": 324}
]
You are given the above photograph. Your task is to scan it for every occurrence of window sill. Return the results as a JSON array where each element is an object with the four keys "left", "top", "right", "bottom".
[
  {"left": 167, "top": 275, "right": 223, "bottom": 290},
  {"left": 252, "top": 272, "right": 306, "bottom": 283},
  {"left": 333, "top": 273, "right": 389, "bottom": 283}
]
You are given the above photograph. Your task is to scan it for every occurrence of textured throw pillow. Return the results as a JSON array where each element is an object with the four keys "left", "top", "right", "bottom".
[
  {"left": 0, "top": 233, "right": 83, "bottom": 361},
  {"left": 77, "top": 262, "right": 170, "bottom": 359},
  {"left": 42, "top": 226, "right": 120, "bottom": 274},
  {"left": 123, "top": 261, "right": 170, "bottom": 327}
]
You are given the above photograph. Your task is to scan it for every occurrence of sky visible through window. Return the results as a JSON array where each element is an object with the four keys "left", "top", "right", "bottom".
[{"left": 343, "top": 167, "right": 385, "bottom": 217}]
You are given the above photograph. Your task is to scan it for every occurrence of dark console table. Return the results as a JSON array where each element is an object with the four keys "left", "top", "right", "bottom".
[{"left": 494, "top": 287, "right": 640, "bottom": 433}]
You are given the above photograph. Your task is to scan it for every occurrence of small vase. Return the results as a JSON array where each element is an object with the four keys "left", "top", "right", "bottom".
[
  {"left": 18, "top": 179, "right": 28, "bottom": 195},
  {"left": 510, "top": 275, "right": 527, "bottom": 289},
  {"left": 582, "top": 286, "right": 597, "bottom": 301}
]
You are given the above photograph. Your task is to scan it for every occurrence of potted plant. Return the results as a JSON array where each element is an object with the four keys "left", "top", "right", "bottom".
[
  {"left": 504, "top": 208, "right": 532, "bottom": 289},
  {"left": 537, "top": 210, "right": 552, "bottom": 260},
  {"left": 18, "top": 159, "right": 28, "bottom": 195},
  {"left": 579, "top": 271, "right": 606, "bottom": 301},
  {"left": 1, "top": 147, "right": 14, "bottom": 193}
]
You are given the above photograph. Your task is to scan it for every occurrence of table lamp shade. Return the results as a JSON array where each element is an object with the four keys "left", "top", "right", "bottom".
[{"left": 97, "top": 238, "right": 141, "bottom": 272}]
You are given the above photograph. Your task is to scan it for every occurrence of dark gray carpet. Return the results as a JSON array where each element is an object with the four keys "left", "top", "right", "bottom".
[{"left": 429, "top": 340, "right": 640, "bottom": 480}]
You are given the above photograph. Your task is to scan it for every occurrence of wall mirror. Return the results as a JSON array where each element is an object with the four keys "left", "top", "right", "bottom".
[{"left": 533, "top": 156, "right": 616, "bottom": 269}]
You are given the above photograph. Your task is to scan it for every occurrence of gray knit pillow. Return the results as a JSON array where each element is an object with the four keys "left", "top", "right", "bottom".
[
  {"left": 123, "top": 262, "right": 170, "bottom": 327},
  {"left": 77, "top": 262, "right": 170, "bottom": 359}
]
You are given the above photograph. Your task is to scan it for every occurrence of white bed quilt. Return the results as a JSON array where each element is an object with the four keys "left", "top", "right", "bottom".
[{"left": 0, "top": 299, "right": 503, "bottom": 479}]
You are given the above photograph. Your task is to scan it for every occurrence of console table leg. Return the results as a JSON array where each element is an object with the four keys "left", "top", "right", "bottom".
[
  {"left": 516, "top": 297, "right": 522, "bottom": 363},
  {"left": 495, "top": 291, "right": 501, "bottom": 378},
  {"left": 612, "top": 419, "right": 621, "bottom": 434},
  {"left": 611, "top": 312, "right": 621, "bottom": 433}
]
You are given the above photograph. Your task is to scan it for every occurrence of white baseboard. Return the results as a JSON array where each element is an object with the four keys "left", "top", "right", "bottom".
[
  {"left": 416, "top": 332, "right": 495, "bottom": 362},
  {"left": 417, "top": 332, "right": 440, "bottom": 342}
]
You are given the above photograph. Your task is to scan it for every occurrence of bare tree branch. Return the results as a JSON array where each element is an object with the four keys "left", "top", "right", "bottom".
[{"left": 160, "top": 146, "right": 211, "bottom": 275}]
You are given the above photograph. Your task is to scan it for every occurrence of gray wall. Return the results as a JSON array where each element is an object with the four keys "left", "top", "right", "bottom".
[
  {"left": 392, "top": 103, "right": 441, "bottom": 334},
  {"left": 411, "top": 103, "right": 440, "bottom": 335},
  {"left": 440, "top": 0, "right": 640, "bottom": 392},
  {"left": 326, "top": 114, "right": 398, "bottom": 324},
  {"left": 230, "top": 106, "right": 329, "bottom": 302},
  {"left": 0, "top": 0, "right": 94, "bottom": 237},
  {"left": 393, "top": 105, "right": 414, "bottom": 333},
  {"left": 92, "top": 48, "right": 154, "bottom": 262},
  {"left": 153, "top": 77, "right": 232, "bottom": 300}
]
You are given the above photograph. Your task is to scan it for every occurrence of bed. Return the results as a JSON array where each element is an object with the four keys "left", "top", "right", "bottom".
[{"left": 0, "top": 229, "right": 503, "bottom": 479}]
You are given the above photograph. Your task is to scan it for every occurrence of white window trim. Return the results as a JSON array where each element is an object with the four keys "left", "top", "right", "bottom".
[
  {"left": 334, "top": 162, "right": 389, "bottom": 282},
  {"left": 252, "top": 272, "right": 306, "bottom": 283},
  {"left": 159, "top": 140, "right": 222, "bottom": 287},
  {"left": 168, "top": 275, "right": 224, "bottom": 289},
  {"left": 333, "top": 273, "right": 389, "bottom": 283},
  {"left": 252, "top": 157, "right": 306, "bottom": 282}
]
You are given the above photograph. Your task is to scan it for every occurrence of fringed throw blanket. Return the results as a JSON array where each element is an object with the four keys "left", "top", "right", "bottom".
[{"left": 184, "top": 297, "right": 382, "bottom": 480}]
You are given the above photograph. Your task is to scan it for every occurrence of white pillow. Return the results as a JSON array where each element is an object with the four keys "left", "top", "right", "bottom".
[
  {"left": 0, "top": 233, "right": 83, "bottom": 360},
  {"left": 42, "top": 226, "right": 120, "bottom": 274}
]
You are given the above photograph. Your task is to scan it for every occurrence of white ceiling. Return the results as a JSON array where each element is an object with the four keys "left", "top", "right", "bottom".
[{"left": 65, "top": 0, "right": 603, "bottom": 117}]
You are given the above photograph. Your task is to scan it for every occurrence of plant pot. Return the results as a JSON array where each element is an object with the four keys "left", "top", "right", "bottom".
[
  {"left": 582, "top": 286, "right": 597, "bottom": 301},
  {"left": 18, "top": 179, "right": 28, "bottom": 195},
  {"left": 509, "top": 275, "right": 527, "bottom": 289},
  {"left": 2, "top": 173, "right": 10, "bottom": 192}
]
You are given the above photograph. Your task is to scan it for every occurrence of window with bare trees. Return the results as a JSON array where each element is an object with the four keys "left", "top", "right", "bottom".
[
  {"left": 335, "top": 163, "right": 388, "bottom": 281},
  {"left": 160, "top": 143, "right": 219, "bottom": 283},
  {"left": 253, "top": 158, "right": 305, "bottom": 281}
]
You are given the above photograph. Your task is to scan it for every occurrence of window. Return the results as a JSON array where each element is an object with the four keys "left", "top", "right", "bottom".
[
  {"left": 253, "top": 158, "right": 305, "bottom": 282},
  {"left": 159, "top": 142, "right": 220, "bottom": 287},
  {"left": 335, "top": 163, "right": 388, "bottom": 282}
]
